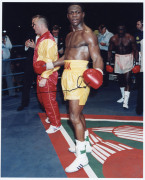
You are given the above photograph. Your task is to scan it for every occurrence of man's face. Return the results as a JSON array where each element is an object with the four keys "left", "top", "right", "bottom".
[
  {"left": 32, "top": 18, "right": 41, "bottom": 35},
  {"left": 67, "top": 5, "right": 85, "bottom": 27},
  {"left": 101, "top": 27, "right": 106, "bottom": 35},
  {"left": 52, "top": 29, "right": 59, "bottom": 37},
  {"left": 136, "top": 21, "right": 143, "bottom": 31},
  {"left": 117, "top": 26, "right": 125, "bottom": 37}
]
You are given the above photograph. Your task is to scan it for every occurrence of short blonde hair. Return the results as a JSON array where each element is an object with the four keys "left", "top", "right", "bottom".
[{"left": 32, "top": 15, "right": 49, "bottom": 28}]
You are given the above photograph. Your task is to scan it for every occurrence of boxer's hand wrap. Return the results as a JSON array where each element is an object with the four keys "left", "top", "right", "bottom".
[
  {"left": 83, "top": 68, "right": 103, "bottom": 89},
  {"left": 46, "top": 62, "right": 54, "bottom": 70},
  {"left": 135, "top": 61, "right": 140, "bottom": 66},
  {"left": 95, "top": 68, "right": 103, "bottom": 75}
]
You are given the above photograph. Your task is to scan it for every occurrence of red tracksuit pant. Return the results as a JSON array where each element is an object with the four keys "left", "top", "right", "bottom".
[{"left": 37, "top": 72, "right": 61, "bottom": 127}]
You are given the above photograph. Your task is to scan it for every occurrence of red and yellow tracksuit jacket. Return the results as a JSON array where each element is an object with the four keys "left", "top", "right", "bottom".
[{"left": 33, "top": 31, "right": 61, "bottom": 127}]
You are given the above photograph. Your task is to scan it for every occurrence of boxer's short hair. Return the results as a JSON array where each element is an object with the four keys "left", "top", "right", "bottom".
[{"left": 67, "top": 3, "right": 85, "bottom": 12}]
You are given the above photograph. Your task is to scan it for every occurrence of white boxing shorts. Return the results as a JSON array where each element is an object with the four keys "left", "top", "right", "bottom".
[{"left": 114, "top": 53, "right": 134, "bottom": 74}]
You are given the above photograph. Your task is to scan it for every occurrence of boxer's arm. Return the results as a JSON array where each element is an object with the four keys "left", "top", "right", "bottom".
[
  {"left": 131, "top": 35, "right": 139, "bottom": 63},
  {"left": 83, "top": 31, "right": 103, "bottom": 89},
  {"left": 46, "top": 55, "right": 65, "bottom": 69},
  {"left": 39, "top": 56, "right": 64, "bottom": 87},
  {"left": 40, "top": 39, "right": 64, "bottom": 80},
  {"left": 85, "top": 31, "right": 103, "bottom": 71},
  {"left": 108, "top": 37, "right": 114, "bottom": 64},
  {"left": 131, "top": 36, "right": 140, "bottom": 73},
  {"left": 53, "top": 55, "right": 65, "bottom": 66}
]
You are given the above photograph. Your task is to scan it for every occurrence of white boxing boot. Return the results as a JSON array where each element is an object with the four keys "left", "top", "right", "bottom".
[
  {"left": 85, "top": 130, "right": 92, "bottom": 153},
  {"left": 65, "top": 140, "right": 89, "bottom": 173},
  {"left": 68, "top": 130, "right": 92, "bottom": 153},
  {"left": 117, "top": 87, "right": 125, "bottom": 103},
  {"left": 68, "top": 146, "right": 76, "bottom": 153},
  {"left": 123, "top": 91, "right": 130, "bottom": 109}
]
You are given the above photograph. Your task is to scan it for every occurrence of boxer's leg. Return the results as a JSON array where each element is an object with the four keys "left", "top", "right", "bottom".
[
  {"left": 80, "top": 113, "right": 91, "bottom": 152},
  {"left": 124, "top": 71, "right": 132, "bottom": 91},
  {"left": 69, "top": 112, "right": 92, "bottom": 153},
  {"left": 65, "top": 100, "right": 88, "bottom": 173},
  {"left": 117, "top": 74, "right": 125, "bottom": 103},
  {"left": 123, "top": 71, "right": 132, "bottom": 109},
  {"left": 69, "top": 100, "right": 85, "bottom": 140}
]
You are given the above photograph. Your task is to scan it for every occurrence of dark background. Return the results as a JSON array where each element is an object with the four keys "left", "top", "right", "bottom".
[{"left": 2, "top": 2, "right": 143, "bottom": 44}]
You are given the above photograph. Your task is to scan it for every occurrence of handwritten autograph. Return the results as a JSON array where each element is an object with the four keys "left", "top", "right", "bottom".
[{"left": 37, "top": 76, "right": 89, "bottom": 93}]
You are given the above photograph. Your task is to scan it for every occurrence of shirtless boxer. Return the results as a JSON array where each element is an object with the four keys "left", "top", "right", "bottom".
[
  {"left": 45, "top": 3, "right": 103, "bottom": 172},
  {"left": 107, "top": 24, "right": 139, "bottom": 109}
]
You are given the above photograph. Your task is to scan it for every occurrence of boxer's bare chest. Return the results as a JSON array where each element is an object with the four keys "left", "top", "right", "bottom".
[
  {"left": 64, "top": 30, "right": 89, "bottom": 60},
  {"left": 116, "top": 37, "right": 131, "bottom": 47},
  {"left": 114, "top": 36, "right": 132, "bottom": 54},
  {"left": 66, "top": 31, "right": 87, "bottom": 48}
]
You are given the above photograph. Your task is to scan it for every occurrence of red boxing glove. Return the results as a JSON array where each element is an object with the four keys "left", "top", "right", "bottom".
[
  {"left": 83, "top": 68, "right": 103, "bottom": 89},
  {"left": 33, "top": 60, "right": 46, "bottom": 74},
  {"left": 106, "top": 65, "right": 113, "bottom": 73},
  {"left": 132, "top": 65, "right": 140, "bottom": 73}
]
